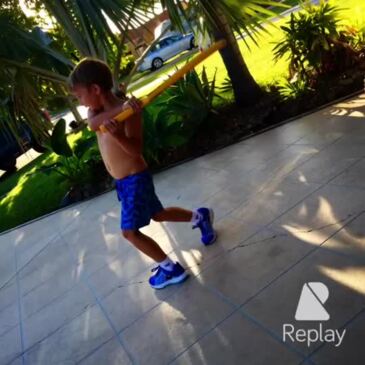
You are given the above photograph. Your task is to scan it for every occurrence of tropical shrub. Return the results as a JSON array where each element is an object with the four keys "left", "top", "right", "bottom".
[
  {"left": 119, "top": 54, "right": 136, "bottom": 79},
  {"left": 39, "top": 119, "right": 103, "bottom": 189},
  {"left": 273, "top": 1, "right": 359, "bottom": 81},
  {"left": 342, "top": 24, "right": 365, "bottom": 53},
  {"left": 160, "top": 66, "right": 217, "bottom": 126},
  {"left": 143, "top": 67, "right": 218, "bottom": 163},
  {"left": 278, "top": 79, "right": 313, "bottom": 100},
  {"left": 218, "top": 76, "right": 234, "bottom": 95},
  {"left": 143, "top": 107, "right": 188, "bottom": 164}
]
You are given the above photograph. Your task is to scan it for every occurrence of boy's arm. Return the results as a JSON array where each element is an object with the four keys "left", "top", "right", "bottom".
[
  {"left": 87, "top": 103, "right": 128, "bottom": 131},
  {"left": 103, "top": 99, "right": 143, "bottom": 157},
  {"left": 104, "top": 115, "right": 143, "bottom": 157}
]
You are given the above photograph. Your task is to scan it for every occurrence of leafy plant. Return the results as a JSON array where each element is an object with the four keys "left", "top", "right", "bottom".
[
  {"left": 158, "top": 66, "right": 218, "bottom": 128},
  {"left": 39, "top": 119, "right": 102, "bottom": 188},
  {"left": 342, "top": 24, "right": 365, "bottom": 52},
  {"left": 142, "top": 107, "right": 188, "bottom": 164},
  {"left": 119, "top": 54, "right": 136, "bottom": 79},
  {"left": 219, "top": 76, "right": 233, "bottom": 94},
  {"left": 143, "top": 67, "right": 219, "bottom": 164},
  {"left": 273, "top": 1, "right": 346, "bottom": 80},
  {"left": 50, "top": 118, "right": 73, "bottom": 157},
  {"left": 278, "top": 79, "right": 313, "bottom": 100}
]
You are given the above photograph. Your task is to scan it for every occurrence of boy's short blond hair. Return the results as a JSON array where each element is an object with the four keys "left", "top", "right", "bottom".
[{"left": 69, "top": 58, "right": 113, "bottom": 91}]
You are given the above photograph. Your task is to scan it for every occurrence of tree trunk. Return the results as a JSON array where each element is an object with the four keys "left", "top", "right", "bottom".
[
  {"left": 113, "top": 41, "right": 124, "bottom": 92},
  {"left": 212, "top": 10, "right": 263, "bottom": 106},
  {"left": 56, "top": 85, "right": 83, "bottom": 124},
  {"left": 67, "top": 97, "right": 83, "bottom": 123}
]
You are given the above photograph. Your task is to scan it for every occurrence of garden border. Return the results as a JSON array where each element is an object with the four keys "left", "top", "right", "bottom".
[{"left": 1, "top": 87, "right": 363, "bottom": 236}]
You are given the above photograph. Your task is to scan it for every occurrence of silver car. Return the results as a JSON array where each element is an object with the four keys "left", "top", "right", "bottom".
[{"left": 137, "top": 33, "right": 195, "bottom": 72}]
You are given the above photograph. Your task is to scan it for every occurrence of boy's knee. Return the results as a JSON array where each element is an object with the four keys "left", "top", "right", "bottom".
[{"left": 122, "top": 230, "right": 138, "bottom": 241}]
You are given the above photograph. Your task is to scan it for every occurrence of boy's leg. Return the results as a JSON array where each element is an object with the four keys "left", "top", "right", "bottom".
[
  {"left": 152, "top": 207, "right": 217, "bottom": 245},
  {"left": 122, "top": 229, "right": 166, "bottom": 262},
  {"left": 122, "top": 229, "right": 188, "bottom": 289},
  {"left": 152, "top": 207, "right": 193, "bottom": 222}
]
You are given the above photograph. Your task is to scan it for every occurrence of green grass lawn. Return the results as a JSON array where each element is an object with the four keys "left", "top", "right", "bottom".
[
  {"left": 0, "top": 0, "right": 364, "bottom": 234},
  {"left": 0, "top": 160, "right": 70, "bottom": 233},
  {"left": 0, "top": 132, "right": 85, "bottom": 233},
  {"left": 0, "top": 154, "right": 69, "bottom": 232},
  {"left": 128, "top": 25, "right": 292, "bottom": 100}
]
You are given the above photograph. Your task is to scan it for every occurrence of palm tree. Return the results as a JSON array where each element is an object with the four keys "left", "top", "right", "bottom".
[
  {"left": 36, "top": 0, "right": 155, "bottom": 88},
  {"left": 0, "top": 0, "right": 153, "bottom": 139},
  {"left": 2, "top": 0, "right": 280, "bottom": 140},
  {"left": 0, "top": 10, "right": 72, "bottom": 141},
  {"left": 151, "top": 0, "right": 280, "bottom": 106},
  {"left": 33, "top": 0, "right": 280, "bottom": 106}
]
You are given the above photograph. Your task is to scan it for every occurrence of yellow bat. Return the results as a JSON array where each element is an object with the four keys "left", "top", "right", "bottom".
[{"left": 99, "top": 39, "right": 227, "bottom": 132}]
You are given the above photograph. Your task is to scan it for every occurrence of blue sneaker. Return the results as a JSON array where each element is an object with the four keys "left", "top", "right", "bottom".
[
  {"left": 149, "top": 262, "right": 189, "bottom": 289},
  {"left": 193, "top": 207, "right": 217, "bottom": 245}
]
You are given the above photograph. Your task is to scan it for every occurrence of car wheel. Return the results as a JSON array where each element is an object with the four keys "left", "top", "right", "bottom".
[
  {"left": 0, "top": 158, "right": 17, "bottom": 173},
  {"left": 152, "top": 58, "right": 163, "bottom": 70},
  {"left": 189, "top": 37, "right": 196, "bottom": 50}
]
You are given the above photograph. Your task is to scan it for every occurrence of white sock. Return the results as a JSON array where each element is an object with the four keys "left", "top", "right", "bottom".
[
  {"left": 191, "top": 210, "right": 202, "bottom": 225},
  {"left": 159, "top": 256, "right": 175, "bottom": 271}
]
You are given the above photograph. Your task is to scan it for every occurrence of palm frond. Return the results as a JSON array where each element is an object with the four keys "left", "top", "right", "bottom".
[
  {"left": 41, "top": 0, "right": 157, "bottom": 59},
  {"left": 157, "top": 0, "right": 284, "bottom": 44}
]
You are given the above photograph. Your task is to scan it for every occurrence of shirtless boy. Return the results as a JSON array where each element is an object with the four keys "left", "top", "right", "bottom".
[{"left": 69, "top": 59, "right": 217, "bottom": 289}]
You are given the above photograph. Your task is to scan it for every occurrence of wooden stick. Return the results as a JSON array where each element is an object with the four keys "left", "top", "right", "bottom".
[{"left": 99, "top": 39, "right": 226, "bottom": 132}]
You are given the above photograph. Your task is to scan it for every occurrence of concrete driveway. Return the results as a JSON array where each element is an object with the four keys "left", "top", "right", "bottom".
[{"left": 1, "top": 94, "right": 365, "bottom": 365}]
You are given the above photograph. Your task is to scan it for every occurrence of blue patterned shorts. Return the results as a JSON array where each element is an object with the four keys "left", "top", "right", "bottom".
[{"left": 115, "top": 170, "right": 164, "bottom": 230}]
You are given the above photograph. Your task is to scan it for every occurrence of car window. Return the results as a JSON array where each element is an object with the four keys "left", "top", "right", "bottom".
[
  {"left": 160, "top": 38, "right": 172, "bottom": 48},
  {"left": 166, "top": 37, "right": 175, "bottom": 44},
  {"left": 150, "top": 34, "right": 183, "bottom": 52},
  {"left": 170, "top": 35, "right": 183, "bottom": 42},
  {"left": 150, "top": 43, "right": 161, "bottom": 52}
]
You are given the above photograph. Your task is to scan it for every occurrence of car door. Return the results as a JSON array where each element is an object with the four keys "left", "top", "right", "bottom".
[
  {"left": 159, "top": 37, "right": 175, "bottom": 60},
  {"left": 146, "top": 43, "right": 161, "bottom": 63},
  {"left": 167, "top": 34, "right": 186, "bottom": 58}
]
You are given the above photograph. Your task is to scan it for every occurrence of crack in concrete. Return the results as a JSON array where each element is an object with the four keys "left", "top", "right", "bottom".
[{"left": 228, "top": 213, "right": 356, "bottom": 252}]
